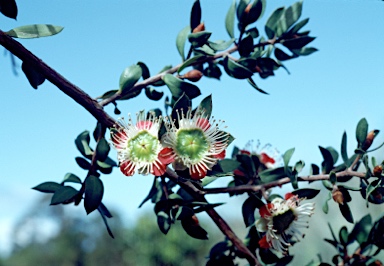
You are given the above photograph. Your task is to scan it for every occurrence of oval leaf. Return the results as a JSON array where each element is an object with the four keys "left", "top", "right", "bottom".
[
  {"left": 63, "top": 173, "right": 82, "bottom": 184},
  {"left": 0, "top": 0, "right": 17, "bottom": 19},
  {"left": 32, "top": 181, "right": 62, "bottom": 193},
  {"left": 75, "top": 157, "right": 91, "bottom": 170},
  {"left": 225, "top": 0, "right": 236, "bottom": 38},
  {"left": 84, "top": 175, "right": 104, "bottom": 214},
  {"left": 95, "top": 138, "right": 110, "bottom": 162},
  {"left": 292, "top": 188, "right": 320, "bottom": 199},
  {"left": 6, "top": 24, "right": 63, "bottom": 38},
  {"left": 223, "top": 56, "right": 253, "bottom": 79},
  {"left": 119, "top": 64, "right": 142, "bottom": 92},
  {"left": 21, "top": 62, "right": 45, "bottom": 89},
  {"left": 176, "top": 25, "right": 191, "bottom": 61},
  {"left": 162, "top": 74, "right": 201, "bottom": 100},
  {"left": 198, "top": 94, "right": 213, "bottom": 118},
  {"left": 178, "top": 54, "right": 205, "bottom": 74},
  {"left": 356, "top": 118, "right": 368, "bottom": 146},
  {"left": 50, "top": 186, "right": 78, "bottom": 205}
]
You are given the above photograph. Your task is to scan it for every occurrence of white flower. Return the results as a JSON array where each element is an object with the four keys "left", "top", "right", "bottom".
[{"left": 255, "top": 193, "right": 315, "bottom": 252}]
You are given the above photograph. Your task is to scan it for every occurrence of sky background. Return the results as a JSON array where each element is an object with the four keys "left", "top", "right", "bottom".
[{"left": 1, "top": 0, "right": 384, "bottom": 263}]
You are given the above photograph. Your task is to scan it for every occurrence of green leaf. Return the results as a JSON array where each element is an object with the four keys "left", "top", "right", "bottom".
[
  {"left": 225, "top": 0, "right": 236, "bottom": 38},
  {"left": 310, "top": 164, "right": 320, "bottom": 175},
  {"left": 283, "top": 147, "right": 295, "bottom": 173},
  {"left": 219, "top": 159, "right": 241, "bottom": 173},
  {"left": 339, "top": 203, "right": 354, "bottom": 223},
  {"left": 139, "top": 178, "right": 159, "bottom": 208},
  {"left": 208, "top": 39, "right": 235, "bottom": 52},
  {"left": 137, "top": 61, "right": 150, "bottom": 79},
  {"left": 98, "top": 90, "right": 118, "bottom": 100},
  {"left": 238, "top": 34, "right": 254, "bottom": 57},
  {"left": 95, "top": 138, "right": 110, "bottom": 162},
  {"left": 319, "top": 146, "right": 334, "bottom": 173},
  {"left": 75, "top": 157, "right": 91, "bottom": 170},
  {"left": 178, "top": 54, "right": 205, "bottom": 74},
  {"left": 292, "top": 188, "right": 320, "bottom": 199},
  {"left": 223, "top": 56, "right": 253, "bottom": 79},
  {"left": 190, "top": 0, "right": 202, "bottom": 31},
  {"left": 6, "top": 24, "right": 63, "bottom": 38},
  {"left": 265, "top": 7, "right": 285, "bottom": 39},
  {"left": 348, "top": 214, "right": 371, "bottom": 245},
  {"left": 322, "top": 191, "right": 332, "bottom": 214},
  {"left": 260, "top": 167, "right": 287, "bottom": 183},
  {"left": 75, "top": 131, "right": 93, "bottom": 159},
  {"left": 173, "top": 206, "right": 195, "bottom": 221},
  {"left": 203, "top": 63, "right": 222, "bottom": 80},
  {"left": 341, "top": 131, "right": 348, "bottom": 165},
  {"left": 188, "top": 31, "right": 212, "bottom": 48},
  {"left": 119, "top": 64, "right": 142, "bottom": 92},
  {"left": 329, "top": 171, "right": 337, "bottom": 185},
  {"left": 21, "top": 62, "right": 45, "bottom": 89},
  {"left": 93, "top": 122, "right": 103, "bottom": 142},
  {"left": 0, "top": 0, "right": 17, "bottom": 19},
  {"left": 162, "top": 74, "right": 201, "bottom": 100},
  {"left": 242, "top": 195, "right": 264, "bottom": 227},
  {"left": 198, "top": 94, "right": 213, "bottom": 118},
  {"left": 145, "top": 87, "right": 164, "bottom": 101},
  {"left": 63, "top": 173, "right": 82, "bottom": 184},
  {"left": 181, "top": 216, "right": 209, "bottom": 240},
  {"left": 339, "top": 226, "right": 349, "bottom": 246},
  {"left": 247, "top": 78, "right": 268, "bottom": 94},
  {"left": 283, "top": 36, "right": 316, "bottom": 50},
  {"left": 356, "top": 118, "right": 368, "bottom": 146},
  {"left": 176, "top": 25, "right": 191, "bottom": 61},
  {"left": 50, "top": 186, "right": 78, "bottom": 205},
  {"left": 32, "top": 181, "right": 62, "bottom": 193},
  {"left": 157, "top": 211, "right": 172, "bottom": 235},
  {"left": 84, "top": 175, "right": 104, "bottom": 214},
  {"left": 98, "top": 202, "right": 113, "bottom": 218},
  {"left": 291, "top": 47, "right": 318, "bottom": 56},
  {"left": 171, "top": 93, "right": 191, "bottom": 123},
  {"left": 288, "top": 18, "right": 309, "bottom": 34},
  {"left": 284, "top": 1, "right": 303, "bottom": 31},
  {"left": 326, "top": 146, "right": 339, "bottom": 165},
  {"left": 97, "top": 206, "right": 114, "bottom": 238},
  {"left": 236, "top": 0, "right": 248, "bottom": 25},
  {"left": 274, "top": 48, "right": 296, "bottom": 61}
]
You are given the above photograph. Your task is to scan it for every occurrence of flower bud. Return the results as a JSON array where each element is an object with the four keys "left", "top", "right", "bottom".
[
  {"left": 183, "top": 69, "right": 203, "bottom": 82},
  {"left": 332, "top": 188, "right": 344, "bottom": 205},
  {"left": 191, "top": 215, "right": 200, "bottom": 226},
  {"left": 373, "top": 165, "right": 383, "bottom": 177},
  {"left": 192, "top": 22, "right": 205, "bottom": 33},
  {"left": 362, "top": 130, "right": 379, "bottom": 151}
]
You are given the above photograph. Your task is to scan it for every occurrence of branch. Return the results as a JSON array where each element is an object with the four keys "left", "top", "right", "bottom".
[
  {"left": 0, "top": 30, "right": 116, "bottom": 128},
  {"left": 203, "top": 169, "right": 366, "bottom": 195}
]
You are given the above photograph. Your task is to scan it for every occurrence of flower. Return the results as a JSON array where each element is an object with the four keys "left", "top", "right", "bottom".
[
  {"left": 240, "top": 140, "right": 283, "bottom": 169},
  {"left": 162, "top": 108, "right": 229, "bottom": 180},
  {"left": 255, "top": 193, "right": 315, "bottom": 252},
  {"left": 111, "top": 112, "right": 174, "bottom": 176}
]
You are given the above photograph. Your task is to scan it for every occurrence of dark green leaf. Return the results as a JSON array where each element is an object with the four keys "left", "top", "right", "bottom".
[
  {"left": 319, "top": 146, "right": 334, "bottom": 173},
  {"left": 223, "top": 56, "right": 253, "bottom": 79},
  {"left": 326, "top": 147, "right": 339, "bottom": 164},
  {"left": 95, "top": 138, "right": 110, "bottom": 162},
  {"left": 198, "top": 94, "right": 213, "bottom": 118},
  {"left": 291, "top": 47, "right": 318, "bottom": 56},
  {"left": 329, "top": 171, "right": 337, "bottom": 185},
  {"left": 339, "top": 226, "right": 348, "bottom": 245},
  {"left": 75, "top": 131, "right": 93, "bottom": 159},
  {"left": 288, "top": 18, "right": 309, "bottom": 34},
  {"left": 84, "top": 175, "right": 104, "bottom": 214},
  {"left": 98, "top": 202, "right": 113, "bottom": 218},
  {"left": 275, "top": 256, "right": 294, "bottom": 266},
  {"left": 97, "top": 207, "right": 114, "bottom": 238},
  {"left": 274, "top": 48, "right": 296, "bottom": 61},
  {"left": 203, "top": 63, "right": 222, "bottom": 80},
  {"left": 310, "top": 164, "right": 319, "bottom": 175},
  {"left": 32, "top": 181, "right": 62, "bottom": 193},
  {"left": 63, "top": 173, "right": 82, "bottom": 184},
  {"left": 139, "top": 177, "right": 159, "bottom": 208},
  {"left": 93, "top": 122, "right": 103, "bottom": 142},
  {"left": 190, "top": 0, "right": 201, "bottom": 31},
  {"left": 173, "top": 206, "right": 195, "bottom": 220},
  {"left": 260, "top": 167, "right": 287, "bottom": 183},
  {"left": 225, "top": 0, "right": 236, "bottom": 38},
  {"left": 119, "top": 64, "right": 142, "bottom": 92},
  {"left": 339, "top": 203, "right": 354, "bottom": 223},
  {"left": 208, "top": 38, "right": 235, "bottom": 52},
  {"left": 0, "top": 0, "right": 17, "bottom": 19},
  {"left": 284, "top": 1, "right": 303, "bottom": 31},
  {"left": 238, "top": 34, "right": 254, "bottom": 57},
  {"left": 242, "top": 195, "right": 264, "bottom": 227},
  {"left": 348, "top": 214, "right": 371, "bottom": 245},
  {"left": 178, "top": 54, "right": 205, "bottom": 74},
  {"left": 98, "top": 90, "right": 118, "bottom": 100},
  {"left": 75, "top": 157, "right": 91, "bottom": 170},
  {"left": 219, "top": 159, "right": 241, "bottom": 173},
  {"left": 145, "top": 87, "right": 164, "bottom": 101},
  {"left": 137, "top": 61, "right": 150, "bottom": 79},
  {"left": 162, "top": 74, "right": 201, "bottom": 100},
  {"left": 209, "top": 241, "right": 231, "bottom": 259},
  {"left": 157, "top": 211, "right": 172, "bottom": 235},
  {"left": 6, "top": 24, "right": 63, "bottom": 38},
  {"left": 259, "top": 248, "right": 279, "bottom": 264},
  {"left": 21, "top": 62, "right": 45, "bottom": 89},
  {"left": 242, "top": 0, "right": 266, "bottom": 26},
  {"left": 292, "top": 188, "right": 320, "bottom": 199},
  {"left": 247, "top": 78, "right": 268, "bottom": 94},
  {"left": 171, "top": 93, "right": 191, "bottom": 123},
  {"left": 50, "top": 186, "right": 78, "bottom": 205},
  {"left": 356, "top": 118, "right": 368, "bottom": 146},
  {"left": 341, "top": 131, "right": 348, "bottom": 165},
  {"left": 176, "top": 26, "right": 191, "bottom": 61},
  {"left": 322, "top": 191, "right": 332, "bottom": 214},
  {"left": 181, "top": 216, "right": 208, "bottom": 240},
  {"left": 236, "top": 0, "right": 248, "bottom": 24},
  {"left": 265, "top": 7, "right": 285, "bottom": 39},
  {"left": 283, "top": 36, "right": 316, "bottom": 50},
  {"left": 188, "top": 31, "right": 212, "bottom": 48},
  {"left": 283, "top": 147, "right": 295, "bottom": 174}
]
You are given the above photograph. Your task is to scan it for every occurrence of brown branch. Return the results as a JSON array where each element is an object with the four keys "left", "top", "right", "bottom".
[
  {"left": 203, "top": 170, "right": 366, "bottom": 195},
  {"left": 0, "top": 30, "right": 116, "bottom": 128},
  {"left": 165, "top": 168, "right": 260, "bottom": 265}
]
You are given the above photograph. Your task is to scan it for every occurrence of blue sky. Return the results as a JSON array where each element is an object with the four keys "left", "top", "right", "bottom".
[{"left": 1, "top": 0, "right": 384, "bottom": 261}]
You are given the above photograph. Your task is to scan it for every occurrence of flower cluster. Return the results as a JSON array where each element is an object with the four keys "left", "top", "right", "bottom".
[
  {"left": 255, "top": 193, "right": 315, "bottom": 252},
  {"left": 111, "top": 109, "right": 229, "bottom": 179}
]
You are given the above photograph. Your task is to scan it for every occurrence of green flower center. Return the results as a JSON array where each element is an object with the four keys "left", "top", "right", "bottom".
[
  {"left": 127, "top": 131, "right": 159, "bottom": 162},
  {"left": 272, "top": 209, "right": 295, "bottom": 234},
  {"left": 175, "top": 128, "right": 209, "bottom": 162}
]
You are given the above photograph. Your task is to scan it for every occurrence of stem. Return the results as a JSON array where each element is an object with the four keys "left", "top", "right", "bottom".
[{"left": 0, "top": 30, "right": 116, "bottom": 128}]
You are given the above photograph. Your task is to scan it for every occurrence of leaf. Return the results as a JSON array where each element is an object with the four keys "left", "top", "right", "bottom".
[
  {"left": 219, "top": 159, "right": 240, "bottom": 172},
  {"left": 274, "top": 48, "right": 296, "bottom": 61},
  {"left": 242, "top": 195, "right": 264, "bottom": 227},
  {"left": 119, "top": 64, "right": 142, "bottom": 92},
  {"left": 75, "top": 131, "right": 93, "bottom": 159},
  {"left": 157, "top": 211, "right": 172, "bottom": 235},
  {"left": 95, "top": 138, "right": 110, "bottom": 162},
  {"left": 50, "top": 186, "right": 78, "bottom": 205},
  {"left": 247, "top": 78, "right": 269, "bottom": 94},
  {"left": 348, "top": 214, "right": 371, "bottom": 245},
  {"left": 259, "top": 167, "right": 287, "bottom": 183},
  {"left": 223, "top": 56, "right": 253, "bottom": 79},
  {"left": 339, "top": 203, "right": 354, "bottom": 223},
  {"left": 139, "top": 177, "right": 159, "bottom": 208},
  {"left": 190, "top": 0, "right": 201, "bottom": 31},
  {"left": 32, "top": 181, "right": 62, "bottom": 193},
  {"left": 84, "top": 175, "right": 104, "bottom": 214},
  {"left": 292, "top": 188, "right": 320, "bottom": 199},
  {"left": 225, "top": 0, "right": 236, "bottom": 38},
  {"left": 208, "top": 38, "right": 235, "bottom": 51},
  {"left": 6, "top": 24, "right": 64, "bottom": 38},
  {"left": 171, "top": 93, "right": 192, "bottom": 123},
  {"left": 63, "top": 173, "right": 82, "bottom": 184},
  {"left": 244, "top": 0, "right": 266, "bottom": 25},
  {"left": 203, "top": 63, "right": 222, "bottom": 80},
  {"left": 137, "top": 61, "right": 150, "bottom": 79},
  {"left": 322, "top": 191, "right": 332, "bottom": 214},
  {"left": 339, "top": 226, "right": 349, "bottom": 246},
  {"left": 283, "top": 36, "right": 316, "bottom": 50},
  {"left": 284, "top": 1, "right": 303, "bottom": 31},
  {"left": 238, "top": 34, "right": 254, "bottom": 57},
  {"left": 98, "top": 202, "right": 113, "bottom": 218},
  {"left": 162, "top": 74, "right": 201, "bottom": 100},
  {"left": 99, "top": 90, "right": 118, "bottom": 100},
  {"left": 181, "top": 216, "right": 209, "bottom": 240},
  {"left": 329, "top": 171, "right": 337, "bottom": 185},
  {"left": 176, "top": 25, "right": 191, "bottom": 61},
  {"left": 75, "top": 157, "right": 91, "bottom": 170},
  {"left": 93, "top": 122, "right": 103, "bottom": 142},
  {"left": 97, "top": 207, "right": 114, "bottom": 238},
  {"left": 356, "top": 118, "right": 368, "bottom": 146},
  {"left": 188, "top": 31, "right": 212, "bottom": 48},
  {"left": 341, "top": 131, "right": 348, "bottom": 165},
  {"left": 145, "top": 87, "right": 164, "bottom": 101},
  {"left": 21, "top": 62, "right": 45, "bottom": 89},
  {"left": 288, "top": 18, "right": 309, "bottom": 34},
  {"left": 265, "top": 7, "right": 285, "bottom": 39},
  {"left": 178, "top": 54, "right": 205, "bottom": 74},
  {"left": 291, "top": 47, "right": 318, "bottom": 56},
  {"left": 319, "top": 146, "right": 334, "bottom": 173},
  {"left": 283, "top": 147, "right": 295, "bottom": 174},
  {"left": 0, "top": 0, "right": 17, "bottom": 19},
  {"left": 198, "top": 94, "right": 213, "bottom": 117}
]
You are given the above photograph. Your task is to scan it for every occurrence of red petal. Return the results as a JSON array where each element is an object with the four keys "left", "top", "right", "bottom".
[
  {"left": 260, "top": 153, "right": 275, "bottom": 165},
  {"left": 120, "top": 160, "right": 135, "bottom": 176},
  {"left": 152, "top": 162, "right": 166, "bottom": 176},
  {"left": 239, "top": 149, "right": 251, "bottom": 155},
  {"left": 158, "top": 147, "right": 175, "bottom": 165},
  {"left": 214, "top": 149, "right": 226, "bottom": 159},
  {"left": 136, "top": 120, "right": 152, "bottom": 130},
  {"left": 285, "top": 192, "right": 295, "bottom": 200},
  {"left": 258, "top": 235, "right": 271, "bottom": 249},
  {"left": 190, "top": 168, "right": 207, "bottom": 180},
  {"left": 233, "top": 169, "right": 245, "bottom": 177},
  {"left": 112, "top": 130, "right": 127, "bottom": 149},
  {"left": 259, "top": 203, "right": 274, "bottom": 217},
  {"left": 197, "top": 118, "right": 210, "bottom": 131}
]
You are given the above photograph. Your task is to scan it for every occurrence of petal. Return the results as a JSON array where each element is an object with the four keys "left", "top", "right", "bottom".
[
  {"left": 285, "top": 192, "right": 295, "bottom": 200},
  {"left": 233, "top": 169, "right": 245, "bottom": 177},
  {"left": 152, "top": 162, "right": 166, "bottom": 176},
  {"left": 259, "top": 203, "right": 274, "bottom": 217},
  {"left": 255, "top": 218, "right": 268, "bottom": 232},
  {"left": 197, "top": 118, "right": 210, "bottom": 131},
  {"left": 214, "top": 149, "right": 226, "bottom": 159},
  {"left": 258, "top": 235, "right": 271, "bottom": 249},
  {"left": 112, "top": 130, "right": 128, "bottom": 149},
  {"left": 136, "top": 120, "right": 152, "bottom": 130},
  {"left": 158, "top": 147, "right": 175, "bottom": 165},
  {"left": 120, "top": 160, "right": 135, "bottom": 176},
  {"left": 239, "top": 149, "right": 251, "bottom": 155},
  {"left": 260, "top": 153, "right": 275, "bottom": 165},
  {"left": 190, "top": 168, "right": 207, "bottom": 180}
]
